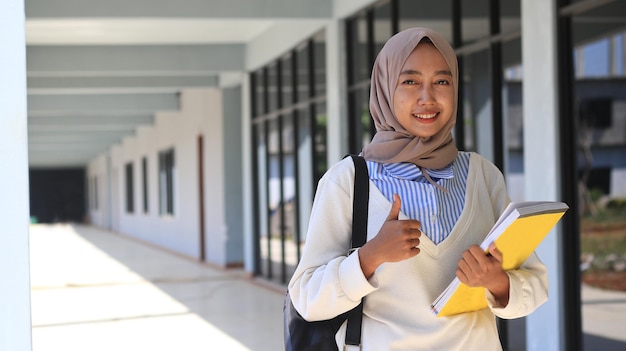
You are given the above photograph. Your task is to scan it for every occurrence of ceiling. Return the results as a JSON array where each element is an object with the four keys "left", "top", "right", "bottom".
[{"left": 25, "top": 0, "right": 334, "bottom": 168}]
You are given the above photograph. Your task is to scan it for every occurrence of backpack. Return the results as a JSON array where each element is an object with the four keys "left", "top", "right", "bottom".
[{"left": 284, "top": 155, "right": 369, "bottom": 351}]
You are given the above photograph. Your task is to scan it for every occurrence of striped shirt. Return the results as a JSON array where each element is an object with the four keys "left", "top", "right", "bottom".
[{"left": 366, "top": 152, "right": 470, "bottom": 244}]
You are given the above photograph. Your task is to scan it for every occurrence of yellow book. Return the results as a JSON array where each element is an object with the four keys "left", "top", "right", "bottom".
[{"left": 430, "top": 201, "right": 569, "bottom": 317}]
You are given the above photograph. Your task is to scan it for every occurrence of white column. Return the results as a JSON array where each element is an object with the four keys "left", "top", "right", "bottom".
[
  {"left": 521, "top": 0, "right": 564, "bottom": 350},
  {"left": 241, "top": 74, "right": 255, "bottom": 273},
  {"left": 325, "top": 19, "right": 348, "bottom": 165},
  {"left": 0, "top": 0, "right": 32, "bottom": 349}
]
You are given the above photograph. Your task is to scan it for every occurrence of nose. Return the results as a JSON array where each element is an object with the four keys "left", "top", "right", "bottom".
[{"left": 418, "top": 84, "right": 435, "bottom": 105}]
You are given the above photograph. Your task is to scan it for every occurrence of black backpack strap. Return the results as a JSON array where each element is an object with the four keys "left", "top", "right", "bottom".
[
  {"left": 344, "top": 154, "right": 369, "bottom": 348},
  {"left": 349, "top": 155, "right": 369, "bottom": 248}
]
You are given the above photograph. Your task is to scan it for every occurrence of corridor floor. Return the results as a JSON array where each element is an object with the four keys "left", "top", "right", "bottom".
[{"left": 30, "top": 224, "right": 284, "bottom": 351}]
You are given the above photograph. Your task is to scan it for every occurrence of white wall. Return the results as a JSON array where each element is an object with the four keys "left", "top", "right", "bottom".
[
  {"left": 88, "top": 89, "right": 232, "bottom": 265},
  {"left": 611, "top": 168, "right": 626, "bottom": 198},
  {"left": 87, "top": 154, "right": 110, "bottom": 228},
  {"left": 505, "top": 174, "right": 526, "bottom": 203},
  {"left": 0, "top": 0, "right": 32, "bottom": 349},
  {"left": 333, "top": 0, "right": 378, "bottom": 18}
]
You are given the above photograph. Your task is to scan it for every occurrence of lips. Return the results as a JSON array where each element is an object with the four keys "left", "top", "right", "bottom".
[{"left": 412, "top": 112, "right": 439, "bottom": 120}]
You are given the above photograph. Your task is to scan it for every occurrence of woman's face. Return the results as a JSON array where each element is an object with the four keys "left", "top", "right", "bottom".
[{"left": 392, "top": 42, "right": 455, "bottom": 139}]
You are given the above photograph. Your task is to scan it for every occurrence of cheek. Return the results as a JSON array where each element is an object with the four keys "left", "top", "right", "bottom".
[
  {"left": 438, "top": 88, "right": 454, "bottom": 102},
  {"left": 435, "top": 91, "right": 454, "bottom": 109},
  {"left": 392, "top": 93, "right": 404, "bottom": 114},
  {"left": 393, "top": 91, "right": 410, "bottom": 110}
]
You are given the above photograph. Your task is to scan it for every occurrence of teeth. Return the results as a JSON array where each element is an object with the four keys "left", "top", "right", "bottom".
[{"left": 413, "top": 113, "right": 437, "bottom": 119}]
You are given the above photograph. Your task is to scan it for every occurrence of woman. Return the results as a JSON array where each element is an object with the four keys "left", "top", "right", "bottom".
[{"left": 288, "top": 27, "right": 548, "bottom": 350}]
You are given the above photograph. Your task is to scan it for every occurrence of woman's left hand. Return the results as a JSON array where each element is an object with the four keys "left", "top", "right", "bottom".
[{"left": 456, "top": 243, "right": 510, "bottom": 307}]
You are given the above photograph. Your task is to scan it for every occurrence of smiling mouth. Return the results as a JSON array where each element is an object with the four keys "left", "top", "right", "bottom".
[{"left": 413, "top": 112, "right": 438, "bottom": 120}]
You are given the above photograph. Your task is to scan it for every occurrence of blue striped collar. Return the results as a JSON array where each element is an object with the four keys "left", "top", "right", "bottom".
[{"left": 376, "top": 162, "right": 454, "bottom": 182}]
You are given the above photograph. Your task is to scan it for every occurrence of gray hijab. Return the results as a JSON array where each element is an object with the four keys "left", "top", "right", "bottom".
[{"left": 362, "top": 27, "right": 458, "bottom": 169}]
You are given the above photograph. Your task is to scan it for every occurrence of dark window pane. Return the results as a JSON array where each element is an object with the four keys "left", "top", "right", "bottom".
[
  {"left": 125, "top": 162, "right": 134, "bottom": 213},
  {"left": 461, "top": 0, "right": 489, "bottom": 45}
]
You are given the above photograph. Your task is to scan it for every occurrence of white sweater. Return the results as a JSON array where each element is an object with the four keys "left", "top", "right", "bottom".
[{"left": 288, "top": 152, "right": 548, "bottom": 351}]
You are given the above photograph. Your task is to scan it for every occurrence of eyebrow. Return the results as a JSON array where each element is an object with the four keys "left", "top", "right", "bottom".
[{"left": 399, "top": 69, "right": 452, "bottom": 76}]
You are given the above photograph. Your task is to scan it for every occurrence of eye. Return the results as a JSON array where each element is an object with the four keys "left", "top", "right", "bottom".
[
  {"left": 435, "top": 79, "right": 450, "bottom": 85},
  {"left": 402, "top": 79, "right": 417, "bottom": 85}
]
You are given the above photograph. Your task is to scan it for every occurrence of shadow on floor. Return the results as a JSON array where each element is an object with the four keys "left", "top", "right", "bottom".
[{"left": 70, "top": 224, "right": 285, "bottom": 351}]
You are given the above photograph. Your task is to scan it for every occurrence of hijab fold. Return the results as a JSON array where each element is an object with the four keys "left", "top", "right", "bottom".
[{"left": 362, "top": 28, "right": 459, "bottom": 170}]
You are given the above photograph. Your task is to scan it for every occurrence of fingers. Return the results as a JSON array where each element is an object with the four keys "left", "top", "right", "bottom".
[
  {"left": 402, "top": 234, "right": 421, "bottom": 251},
  {"left": 457, "top": 244, "right": 505, "bottom": 287},
  {"left": 372, "top": 194, "right": 424, "bottom": 263},
  {"left": 386, "top": 193, "right": 402, "bottom": 221},
  {"left": 459, "top": 247, "right": 480, "bottom": 272},
  {"left": 468, "top": 245, "right": 486, "bottom": 262},
  {"left": 488, "top": 243, "right": 503, "bottom": 263}
]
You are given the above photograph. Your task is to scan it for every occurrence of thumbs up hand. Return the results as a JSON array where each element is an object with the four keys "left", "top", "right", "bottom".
[
  {"left": 386, "top": 192, "right": 402, "bottom": 221},
  {"left": 358, "top": 194, "right": 422, "bottom": 278}
]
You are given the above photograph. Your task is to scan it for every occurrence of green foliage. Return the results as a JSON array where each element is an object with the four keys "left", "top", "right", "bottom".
[
  {"left": 580, "top": 200, "right": 626, "bottom": 275},
  {"left": 581, "top": 234, "right": 626, "bottom": 261},
  {"left": 607, "top": 198, "right": 626, "bottom": 210},
  {"left": 588, "top": 187, "right": 605, "bottom": 203}
]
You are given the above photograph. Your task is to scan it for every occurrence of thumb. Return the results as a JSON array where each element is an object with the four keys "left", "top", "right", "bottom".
[
  {"left": 488, "top": 243, "right": 503, "bottom": 263},
  {"left": 386, "top": 194, "right": 401, "bottom": 221}
]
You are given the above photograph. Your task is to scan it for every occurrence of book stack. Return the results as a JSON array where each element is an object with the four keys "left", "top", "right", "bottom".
[{"left": 431, "top": 201, "right": 569, "bottom": 317}]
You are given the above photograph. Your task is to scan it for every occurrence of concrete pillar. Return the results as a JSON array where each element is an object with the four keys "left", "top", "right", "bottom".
[
  {"left": 325, "top": 19, "right": 348, "bottom": 165},
  {"left": 521, "top": 0, "right": 564, "bottom": 350},
  {"left": 0, "top": 0, "right": 33, "bottom": 349},
  {"left": 242, "top": 74, "right": 255, "bottom": 272}
]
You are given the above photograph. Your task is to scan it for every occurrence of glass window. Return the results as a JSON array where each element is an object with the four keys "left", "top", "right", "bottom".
[
  {"left": 254, "top": 122, "right": 269, "bottom": 276},
  {"left": 281, "top": 113, "right": 298, "bottom": 280},
  {"left": 142, "top": 157, "right": 148, "bottom": 213},
  {"left": 615, "top": 34, "right": 624, "bottom": 75},
  {"left": 559, "top": 1, "right": 626, "bottom": 348},
  {"left": 314, "top": 102, "right": 328, "bottom": 183},
  {"left": 296, "top": 107, "right": 313, "bottom": 244},
  {"left": 345, "top": 8, "right": 375, "bottom": 155},
  {"left": 500, "top": 0, "right": 521, "bottom": 34},
  {"left": 250, "top": 30, "right": 327, "bottom": 283},
  {"left": 373, "top": 1, "right": 393, "bottom": 55},
  {"left": 282, "top": 53, "right": 294, "bottom": 106},
  {"left": 296, "top": 42, "right": 310, "bottom": 102},
  {"left": 581, "top": 39, "right": 610, "bottom": 77},
  {"left": 572, "top": 3, "right": 626, "bottom": 305},
  {"left": 461, "top": 0, "right": 490, "bottom": 45},
  {"left": 158, "top": 148, "right": 175, "bottom": 215},
  {"left": 313, "top": 31, "right": 327, "bottom": 97},
  {"left": 266, "top": 118, "right": 281, "bottom": 279},
  {"left": 398, "top": 0, "right": 452, "bottom": 38},
  {"left": 348, "top": 86, "right": 372, "bottom": 153},
  {"left": 252, "top": 70, "right": 265, "bottom": 116},
  {"left": 93, "top": 176, "right": 98, "bottom": 210},
  {"left": 461, "top": 49, "right": 494, "bottom": 155},
  {"left": 125, "top": 162, "right": 134, "bottom": 214},
  {"left": 267, "top": 63, "right": 279, "bottom": 112},
  {"left": 346, "top": 13, "right": 371, "bottom": 86}
]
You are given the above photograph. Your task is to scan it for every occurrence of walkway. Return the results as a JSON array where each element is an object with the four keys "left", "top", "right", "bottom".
[{"left": 29, "top": 224, "right": 626, "bottom": 350}]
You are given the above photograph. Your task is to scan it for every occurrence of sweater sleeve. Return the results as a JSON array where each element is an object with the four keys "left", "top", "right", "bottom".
[
  {"left": 476, "top": 154, "right": 549, "bottom": 319},
  {"left": 288, "top": 159, "right": 378, "bottom": 321},
  {"left": 487, "top": 252, "right": 548, "bottom": 318}
]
